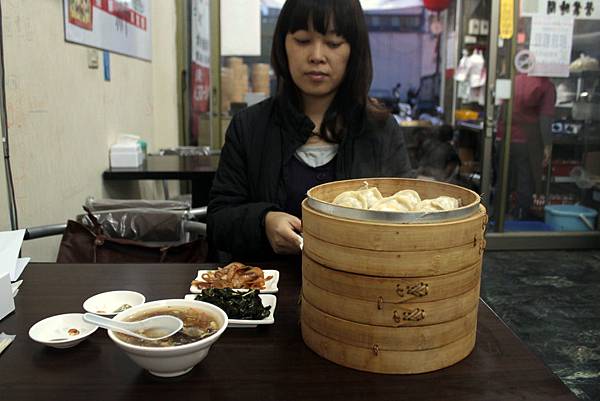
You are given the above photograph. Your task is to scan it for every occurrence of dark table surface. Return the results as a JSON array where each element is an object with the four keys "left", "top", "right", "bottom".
[
  {"left": 103, "top": 155, "right": 219, "bottom": 207},
  {"left": 0, "top": 262, "right": 577, "bottom": 401},
  {"left": 103, "top": 154, "right": 219, "bottom": 180}
]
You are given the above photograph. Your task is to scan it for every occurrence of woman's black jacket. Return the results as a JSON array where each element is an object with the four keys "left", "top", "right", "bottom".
[{"left": 207, "top": 97, "right": 414, "bottom": 259}]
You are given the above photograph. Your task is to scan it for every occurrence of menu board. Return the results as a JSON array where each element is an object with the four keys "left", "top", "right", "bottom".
[{"left": 64, "top": 0, "right": 152, "bottom": 61}]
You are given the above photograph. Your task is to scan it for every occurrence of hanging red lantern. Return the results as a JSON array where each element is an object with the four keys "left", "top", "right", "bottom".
[{"left": 423, "top": 0, "right": 451, "bottom": 12}]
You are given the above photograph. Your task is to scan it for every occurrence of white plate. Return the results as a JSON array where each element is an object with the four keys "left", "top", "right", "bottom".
[
  {"left": 83, "top": 290, "right": 146, "bottom": 316},
  {"left": 29, "top": 313, "right": 98, "bottom": 349},
  {"left": 189, "top": 269, "right": 279, "bottom": 294},
  {"left": 184, "top": 293, "right": 276, "bottom": 328}
]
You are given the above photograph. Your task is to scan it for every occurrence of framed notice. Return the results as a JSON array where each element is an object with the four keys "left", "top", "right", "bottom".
[{"left": 64, "top": 0, "right": 152, "bottom": 61}]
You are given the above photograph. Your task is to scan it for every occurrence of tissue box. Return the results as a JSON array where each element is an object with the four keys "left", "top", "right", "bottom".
[
  {"left": 110, "top": 142, "right": 144, "bottom": 168},
  {"left": 0, "top": 272, "right": 15, "bottom": 321}
]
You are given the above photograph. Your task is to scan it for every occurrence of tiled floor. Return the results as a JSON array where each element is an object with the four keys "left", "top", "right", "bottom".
[{"left": 481, "top": 250, "right": 600, "bottom": 401}]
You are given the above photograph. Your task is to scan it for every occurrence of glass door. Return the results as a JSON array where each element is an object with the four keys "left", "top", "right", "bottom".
[{"left": 484, "top": 0, "right": 600, "bottom": 249}]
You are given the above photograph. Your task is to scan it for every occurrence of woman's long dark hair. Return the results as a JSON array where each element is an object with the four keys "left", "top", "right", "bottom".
[{"left": 271, "top": 0, "right": 388, "bottom": 142}]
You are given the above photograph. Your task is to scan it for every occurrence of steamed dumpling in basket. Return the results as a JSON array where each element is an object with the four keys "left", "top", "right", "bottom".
[
  {"left": 418, "top": 196, "right": 461, "bottom": 212},
  {"left": 333, "top": 186, "right": 383, "bottom": 209},
  {"left": 333, "top": 190, "right": 368, "bottom": 209},
  {"left": 331, "top": 184, "right": 460, "bottom": 213},
  {"left": 358, "top": 187, "right": 383, "bottom": 208},
  {"left": 370, "top": 189, "right": 421, "bottom": 212},
  {"left": 392, "top": 190, "right": 421, "bottom": 209}
]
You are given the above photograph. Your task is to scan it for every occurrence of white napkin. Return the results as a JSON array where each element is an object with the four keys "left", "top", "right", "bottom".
[{"left": 0, "top": 230, "right": 28, "bottom": 281}]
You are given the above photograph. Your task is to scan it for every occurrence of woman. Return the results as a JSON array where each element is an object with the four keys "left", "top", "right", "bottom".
[{"left": 208, "top": 0, "right": 413, "bottom": 259}]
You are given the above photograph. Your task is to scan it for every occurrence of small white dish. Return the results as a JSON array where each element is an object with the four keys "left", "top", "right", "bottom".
[
  {"left": 83, "top": 290, "right": 146, "bottom": 316},
  {"left": 184, "top": 293, "right": 276, "bottom": 328},
  {"left": 189, "top": 270, "right": 279, "bottom": 294},
  {"left": 29, "top": 313, "right": 98, "bottom": 349}
]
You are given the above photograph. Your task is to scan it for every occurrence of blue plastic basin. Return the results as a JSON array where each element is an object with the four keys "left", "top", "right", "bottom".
[{"left": 544, "top": 205, "right": 598, "bottom": 231}]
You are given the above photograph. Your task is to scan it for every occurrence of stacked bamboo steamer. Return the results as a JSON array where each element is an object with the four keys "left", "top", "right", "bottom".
[
  {"left": 301, "top": 178, "right": 487, "bottom": 374},
  {"left": 251, "top": 63, "right": 270, "bottom": 96},
  {"left": 221, "top": 67, "right": 234, "bottom": 112},
  {"left": 227, "top": 57, "right": 248, "bottom": 103}
]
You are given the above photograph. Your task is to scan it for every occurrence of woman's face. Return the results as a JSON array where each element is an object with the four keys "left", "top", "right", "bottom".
[{"left": 285, "top": 19, "right": 351, "bottom": 103}]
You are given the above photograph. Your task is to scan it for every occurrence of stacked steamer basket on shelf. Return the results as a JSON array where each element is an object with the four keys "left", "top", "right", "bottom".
[
  {"left": 251, "top": 63, "right": 270, "bottom": 96},
  {"left": 300, "top": 178, "right": 488, "bottom": 374}
]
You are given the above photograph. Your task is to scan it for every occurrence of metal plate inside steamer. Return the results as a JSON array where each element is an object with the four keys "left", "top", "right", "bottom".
[{"left": 306, "top": 178, "right": 481, "bottom": 223}]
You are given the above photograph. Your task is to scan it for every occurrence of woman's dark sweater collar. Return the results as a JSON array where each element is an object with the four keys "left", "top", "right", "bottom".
[{"left": 273, "top": 96, "right": 367, "bottom": 143}]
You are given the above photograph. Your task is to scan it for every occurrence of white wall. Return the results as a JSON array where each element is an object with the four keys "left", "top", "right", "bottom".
[{"left": 0, "top": 0, "right": 180, "bottom": 261}]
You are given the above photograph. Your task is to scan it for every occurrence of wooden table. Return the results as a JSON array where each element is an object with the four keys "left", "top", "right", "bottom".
[
  {"left": 0, "top": 262, "right": 577, "bottom": 401},
  {"left": 103, "top": 155, "right": 219, "bottom": 207}
]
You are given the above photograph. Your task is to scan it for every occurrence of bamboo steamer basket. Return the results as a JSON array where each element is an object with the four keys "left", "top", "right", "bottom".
[
  {"left": 300, "top": 178, "right": 487, "bottom": 374},
  {"left": 301, "top": 320, "right": 477, "bottom": 374},
  {"left": 302, "top": 255, "right": 481, "bottom": 303},
  {"left": 301, "top": 297, "right": 478, "bottom": 351},
  {"left": 302, "top": 275, "right": 480, "bottom": 327}
]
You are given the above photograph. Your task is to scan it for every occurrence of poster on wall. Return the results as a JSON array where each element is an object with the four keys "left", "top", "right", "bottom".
[
  {"left": 190, "top": 0, "right": 211, "bottom": 144},
  {"left": 528, "top": 15, "right": 574, "bottom": 77},
  {"left": 64, "top": 0, "right": 152, "bottom": 61}
]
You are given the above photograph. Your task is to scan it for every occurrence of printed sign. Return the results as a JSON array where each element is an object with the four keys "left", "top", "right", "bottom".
[
  {"left": 522, "top": 0, "right": 599, "bottom": 19},
  {"left": 64, "top": 0, "right": 152, "bottom": 61},
  {"left": 500, "top": 0, "right": 515, "bottom": 39},
  {"left": 529, "top": 16, "right": 574, "bottom": 77}
]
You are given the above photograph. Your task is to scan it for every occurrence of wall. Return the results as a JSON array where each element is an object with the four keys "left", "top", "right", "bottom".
[{"left": 0, "top": 0, "right": 180, "bottom": 261}]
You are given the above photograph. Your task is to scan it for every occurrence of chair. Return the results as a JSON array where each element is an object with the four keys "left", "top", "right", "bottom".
[{"left": 23, "top": 198, "right": 209, "bottom": 263}]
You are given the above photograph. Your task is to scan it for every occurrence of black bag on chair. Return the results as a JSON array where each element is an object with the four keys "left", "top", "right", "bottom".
[{"left": 56, "top": 215, "right": 208, "bottom": 263}]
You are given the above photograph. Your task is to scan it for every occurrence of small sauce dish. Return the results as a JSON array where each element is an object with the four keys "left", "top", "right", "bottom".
[
  {"left": 83, "top": 290, "right": 145, "bottom": 316},
  {"left": 29, "top": 313, "right": 98, "bottom": 349}
]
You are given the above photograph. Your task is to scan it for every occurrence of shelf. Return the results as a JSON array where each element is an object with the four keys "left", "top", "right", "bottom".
[
  {"left": 554, "top": 70, "right": 600, "bottom": 79},
  {"left": 541, "top": 175, "right": 580, "bottom": 184},
  {"left": 457, "top": 121, "right": 484, "bottom": 133},
  {"left": 552, "top": 136, "right": 600, "bottom": 145}
]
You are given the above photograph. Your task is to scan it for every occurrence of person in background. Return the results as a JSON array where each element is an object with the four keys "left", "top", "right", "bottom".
[
  {"left": 392, "top": 82, "right": 402, "bottom": 100},
  {"left": 208, "top": 0, "right": 414, "bottom": 260},
  {"left": 416, "top": 125, "right": 461, "bottom": 182},
  {"left": 496, "top": 73, "right": 556, "bottom": 220}
]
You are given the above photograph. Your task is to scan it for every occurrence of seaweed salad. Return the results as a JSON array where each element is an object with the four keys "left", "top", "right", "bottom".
[{"left": 194, "top": 288, "right": 271, "bottom": 320}]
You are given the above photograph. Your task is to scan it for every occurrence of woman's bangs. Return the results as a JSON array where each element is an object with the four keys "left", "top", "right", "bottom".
[{"left": 287, "top": 0, "right": 355, "bottom": 40}]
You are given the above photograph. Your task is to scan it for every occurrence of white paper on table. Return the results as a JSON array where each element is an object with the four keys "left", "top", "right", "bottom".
[
  {"left": 14, "top": 258, "right": 29, "bottom": 282},
  {"left": 0, "top": 229, "right": 26, "bottom": 281},
  {"left": 11, "top": 280, "right": 22, "bottom": 297}
]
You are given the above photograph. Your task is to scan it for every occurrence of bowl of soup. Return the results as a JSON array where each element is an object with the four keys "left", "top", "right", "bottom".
[{"left": 107, "top": 299, "right": 228, "bottom": 377}]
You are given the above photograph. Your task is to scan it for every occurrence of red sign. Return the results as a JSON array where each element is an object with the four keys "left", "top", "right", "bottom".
[
  {"left": 191, "top": 62, "right": 210, "bottom": 113},
  {"left": 94, "top": 0, "right": 147, "bottom": 31}
]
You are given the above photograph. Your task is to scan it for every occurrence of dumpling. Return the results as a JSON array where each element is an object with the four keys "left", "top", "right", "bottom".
[
  {"left": 418, "top": 196, "right": 460, "bottom": 212},
  {"left": 369, "top": 194, "right": 414, "bottom": 212},
  {"left": 391, "top": 190, "right": 421, "bottom": 210},
  {"left": 333, "top": 190, "right": 368, "bottom": 209},
  {"left": 356, "top": 187, "right": 383, "bottom": 208}
]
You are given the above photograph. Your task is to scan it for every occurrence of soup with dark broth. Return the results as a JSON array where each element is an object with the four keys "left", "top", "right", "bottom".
[{"left": 115, "top": 306, "right": 219, "bottom": 347}]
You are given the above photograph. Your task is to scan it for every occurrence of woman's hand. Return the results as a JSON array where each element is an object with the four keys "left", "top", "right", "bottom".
[{"left": 264, "top": 211, "right": 302, "bottom": 255}]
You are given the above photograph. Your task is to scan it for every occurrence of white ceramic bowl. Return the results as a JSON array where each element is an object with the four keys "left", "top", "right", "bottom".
[
  {"left": 29, "top": 313, "right": 98, "bottom": 349},
  {"left": 83, "top": 290, "right": 146, "bottom": 316},
  {"left": 107, "top": 299, "right": 228, "bottom": 377}
]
